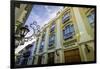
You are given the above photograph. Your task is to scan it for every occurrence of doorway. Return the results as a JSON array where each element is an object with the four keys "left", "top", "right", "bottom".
[{"left": 64, "top": 48, "right": 81, "bottom": 63}]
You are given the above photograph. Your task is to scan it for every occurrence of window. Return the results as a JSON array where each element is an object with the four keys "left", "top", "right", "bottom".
[
  {"left": 62, "top": 13, "right": 70, "bottom": 23},
  {"left": 49, "top": 22, "right": 55, "bottom": 47},
  {"left": 42, "top": 32, "right": 46, "bottom": 41},
  {"left": 34, "top": 46, "right": 37, "bottom": 54},
  {"left": 49, "top": 34, "right": 55, "bottom": 46},
  {"left": 63, "top": 24, "right": 74, "bottom": 40},
  {"left": 87, "top": 11, "right": 94, "bottom": 27},
  {"left": 39, "top": 41, "right": 44, "bottom": 52},
  {"left": 50, "top": 23, "right": 55, "bottom": 32},
  {"left": 39, "top": 32, "right": 45, "bottom": 52},
  {"left": 34, "top": 39, "right": 38, "bottom": 54}
]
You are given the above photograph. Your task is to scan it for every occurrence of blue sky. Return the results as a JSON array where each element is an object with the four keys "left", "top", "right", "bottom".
[
  {"left": 16, "top": 5, "right": 64, "bottom": 53},
  {"left": 24, "top": 4, "right": 63, "bottom": 37}
]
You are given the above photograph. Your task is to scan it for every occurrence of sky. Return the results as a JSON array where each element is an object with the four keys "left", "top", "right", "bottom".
[
  {"left": 15, "top": 4, "right": 63, "bottom": 54},
  {"left": 24, "top": 4, "right": 63, "bottom": 37}
]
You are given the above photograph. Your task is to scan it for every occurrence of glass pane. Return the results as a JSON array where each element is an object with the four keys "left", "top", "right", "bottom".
[
  {"left": 63, "top": 24, "right": 74, "bottom": 39},
  {"left": 88, "top": 11, "right": 94, "bottom": 25},
  {"left": 63, "top": 13, "right": 70, "bottom": 20},
  {"left": 70, "top": 25, "right": 74, "bottom": 33},
  {"left": 62, "top": 13, "right": 70, "bottom": 23}
]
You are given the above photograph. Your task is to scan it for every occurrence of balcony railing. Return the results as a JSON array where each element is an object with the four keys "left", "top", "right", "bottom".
[
  {"left": 39, "top": 45, "right": 44, "bottom": 52},
  {"left": 62, "top": 13, "right": 70, "bottom": 23},
  {"left": 50, "top": 25, "right": 55, "bottom": 32},
  {"left": 63, "top": 32, "right": 73, "bottom": 40},
  {"left": 49, "top": 40, "right": 54, "bottom": 46}
]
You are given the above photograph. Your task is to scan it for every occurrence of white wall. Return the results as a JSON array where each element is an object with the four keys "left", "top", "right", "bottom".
[{"left": 0, "top": 0, "right": 99, "bottom": 69}]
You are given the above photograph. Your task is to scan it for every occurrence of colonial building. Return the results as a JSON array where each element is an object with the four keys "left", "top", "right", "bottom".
[{"left": 15, "top": 6, "right": 95, "bottom": 66}]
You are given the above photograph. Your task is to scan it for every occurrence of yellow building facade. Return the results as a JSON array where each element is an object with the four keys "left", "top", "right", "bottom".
[
  {"left": 16, "top": 6, "right": 95, "bottom": 65},
  {"left": 30, "top": 7, "right": 95, "bottom": 65}
]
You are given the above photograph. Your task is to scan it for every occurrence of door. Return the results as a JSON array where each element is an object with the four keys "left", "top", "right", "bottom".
[
  {"left": 64, "top": 48, "right": 81, "bottom": 63},
  {"left": 48, "top": 52, "right": 54, "bottom": 64},
  {"left": 38, "top": 56, "right": 42, "bottom": 64}
]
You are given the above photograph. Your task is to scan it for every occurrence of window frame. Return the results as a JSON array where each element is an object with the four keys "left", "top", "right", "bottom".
[
  {"left": 39, "top": 40, "right": 44, "bottom": 52},
  {"left": 50, "top": 22, "right": 55, "bottom": 32},
  {"left": 62, "top": 12, "right": 70, "bottom": 23},
  {"left": 87, "top": 10, "right": 94, "bottom": 28},
  {"left": 63, "top": 24, "right": 74, "bottom": 40},
  {"left": 48, "top": 33, "right": 55, "bottom": 46}
]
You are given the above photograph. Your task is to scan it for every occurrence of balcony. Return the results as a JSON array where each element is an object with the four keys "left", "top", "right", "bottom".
[
  {"left": 63, "top": 32, "right": 73, "bottom": 40},
  {"left": 49, "top": 40, "right": 54, "bottom": 46},
  {"left": 87, "top": 11, "right": 94, "bottom": 28},
  {"left": 39, "top": 46, "right": 44, "bottom": 52},
  {"left": 63, "top": 24, "right": 74, "bottom": 40},
  {"left": 62, "top": 13, "right": 70, "bottom": 24},
  {"left": 63, "top": 39, "right": 77, "bottom": 47},
  {"left": 39, "top": 41, "right": 44, "bottom": 52},
  {"left": 48, "top": 36, "right": 55, "bottom": 49},
  {"left": 50, "top": 25, "right": 55, "bottom": 32}
]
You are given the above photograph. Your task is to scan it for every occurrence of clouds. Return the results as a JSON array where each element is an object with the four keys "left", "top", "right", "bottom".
[
  {"left": 24, "top": 5, "right": 64, "bottom": 37},
  {"left": 25, "top": 5, "right": 63, "bottom": 28},
  {"left": 24, "top": 5, "right": 63, "bottom": 37},
  {"left": 15, "top": 5, "right": 63, "bottom": 53}
]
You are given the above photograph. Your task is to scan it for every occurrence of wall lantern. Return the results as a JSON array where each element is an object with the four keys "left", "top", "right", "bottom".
[
  {"left": 20, "top": 25, "right": 30, "bottom": 38},
  {"left": 85, "top": 44, "right": 90, "bottom": 53},
  {"left": 15, "top": 21, "right": 40, "bottom": 48}
]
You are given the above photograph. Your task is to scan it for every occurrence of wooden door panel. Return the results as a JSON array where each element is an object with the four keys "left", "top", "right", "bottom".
[{"left": 64, "top": 49, "right": 81, "bottom": 63}]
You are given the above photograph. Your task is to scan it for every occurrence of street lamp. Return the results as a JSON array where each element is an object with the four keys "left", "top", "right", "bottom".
[
  {"left": 17, "top": 25, "right": 30, "bottom": 46},
  {"left": 85, "top": 44, "right": 90, "bottom": 53},
  {"left": 15, "top": 21, "right": 40, "bottom": 48},
  {"left": 24, "top": 21, "right": 40, "bottom": 40},
  {"left": 20, "top": 25, "right": 30, "bottom": 38}
]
